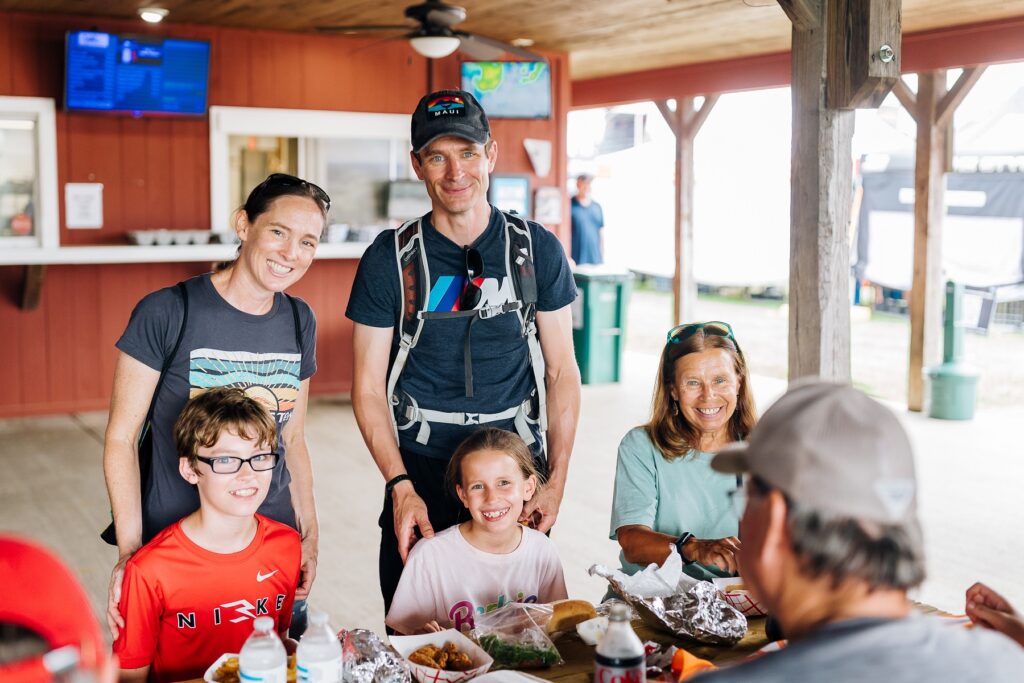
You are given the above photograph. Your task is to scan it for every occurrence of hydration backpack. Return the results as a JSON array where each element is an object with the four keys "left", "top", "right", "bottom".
[{"left": 385, "top": 210, "right": 547, "bottom": 447}]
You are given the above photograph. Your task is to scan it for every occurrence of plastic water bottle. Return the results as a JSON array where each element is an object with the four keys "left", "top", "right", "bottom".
[
  {"left": 594, "top": 602, "right": 645, "bottom": 683},
  {"left": 296, "top": 610, "right": 342, "bottom": 683},
  {"left": 240, "top": 616, "right": 287, "bottom": 683}
]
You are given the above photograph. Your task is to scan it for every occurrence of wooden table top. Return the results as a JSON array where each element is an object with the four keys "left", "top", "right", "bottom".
[{"left": 532, "top": 617, "right": 769, "bottom": 683}]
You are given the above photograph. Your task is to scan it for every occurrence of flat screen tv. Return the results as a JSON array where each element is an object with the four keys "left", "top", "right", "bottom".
[
  {"left": 461, "top": 61, "right": 551, "bottom": 119},
  {"left": 64, "top": 31, "right": 210, "bottom": 116}
]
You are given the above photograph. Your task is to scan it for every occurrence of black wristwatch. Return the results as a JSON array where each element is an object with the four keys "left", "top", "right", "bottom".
[
  {"left": 675, "top": 531, "right": 696, "bottom": 564},
  {"left": 385, "top": 474, "right": 412, "bottom": 495}
]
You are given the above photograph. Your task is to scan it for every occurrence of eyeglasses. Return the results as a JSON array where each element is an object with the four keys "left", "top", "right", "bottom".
[
  {"left": 258, "top": 173, "right": 331, "bottom": 212},
  {"left": 666, "top": 321, "right": 741, "bottom": 353},
  {"left": 460, "top": 246, "right": 484, "bottom": 310},
  {"left": 195, "top": 452, "right": 279, "bottom": 474}
]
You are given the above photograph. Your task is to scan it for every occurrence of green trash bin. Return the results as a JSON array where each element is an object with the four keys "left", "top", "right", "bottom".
[
  {"left": 926, "top": 281, "right": 979, "bottom": 420},
  {"left": 571, "top": 267, "right": 633, "bottom": 384}
]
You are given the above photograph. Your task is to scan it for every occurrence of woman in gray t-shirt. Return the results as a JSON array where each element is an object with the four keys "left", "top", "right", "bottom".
[{"left": 102, "top": 174, "right": 329, "bottom": 640}]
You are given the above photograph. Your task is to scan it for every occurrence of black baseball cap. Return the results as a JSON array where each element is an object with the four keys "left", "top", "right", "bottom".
[{"left": 411, "top": 89, "right": 491, "bottom": 153}]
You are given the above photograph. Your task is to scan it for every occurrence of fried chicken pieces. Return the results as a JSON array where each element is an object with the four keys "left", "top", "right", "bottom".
[{"left": 409, "top": 642, "right": 475, "bottom": 671}]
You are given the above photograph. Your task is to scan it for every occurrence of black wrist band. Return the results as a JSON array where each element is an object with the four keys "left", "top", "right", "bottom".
[
  {"left": 675, "top": 531, "right": 695, "bottom": 564},
  {"left": 385, "top": 474, "right": 412, "bottom": 495}
]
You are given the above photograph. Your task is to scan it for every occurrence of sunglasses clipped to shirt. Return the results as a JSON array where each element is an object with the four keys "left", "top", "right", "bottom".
[
  {"left": 666, "top": 320, "right": 742, "bottom": 354},
  {"left": 460, "top": 246, "right": 484, "bottom": 310}
]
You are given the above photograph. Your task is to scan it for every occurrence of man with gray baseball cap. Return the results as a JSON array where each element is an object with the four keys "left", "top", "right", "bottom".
[{"left": 695, "top": 380, "right": 1023, "bottom": 681}]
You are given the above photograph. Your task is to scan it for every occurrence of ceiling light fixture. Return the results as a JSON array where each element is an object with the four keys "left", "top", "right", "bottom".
[
  {"left": 138, "top": 7, "right": 169, "bottom": 23},
  {"left": 409, "top": 29, "right": 460, "bottom": 59},
  {"left": 511, "top": 38, "right": 535, "bottom": 47}
]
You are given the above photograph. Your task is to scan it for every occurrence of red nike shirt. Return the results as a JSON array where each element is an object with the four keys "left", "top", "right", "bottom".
[{"left": 114, "top": 515, "right": 300, "bottom": 682}]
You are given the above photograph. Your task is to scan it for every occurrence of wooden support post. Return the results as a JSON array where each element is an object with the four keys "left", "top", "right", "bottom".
[
  {"left": 657, "top": 95, "right": 718, "bottom": 325},
  {"left": 20, "top": 264, "right": 46, "bottom": 311},
  {"left": 784, "top": 0, "right": 855, "bottom": 382},
  {"left": 895, "top": 67, "right": 986, "bottom": 411},
  {"left": 907, "top": 71, "right": 946, "bottom": 412}
]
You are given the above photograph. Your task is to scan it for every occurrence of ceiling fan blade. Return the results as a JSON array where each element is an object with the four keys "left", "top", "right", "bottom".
[
  {"left": 457, "top": 32, "right": 545, "bottom": 61},
  {"left": 317, "top": 24, "right": 412, "bottom": 33},
  {"left": 456, "top": 33, "right": 506, "bottom": 60}
]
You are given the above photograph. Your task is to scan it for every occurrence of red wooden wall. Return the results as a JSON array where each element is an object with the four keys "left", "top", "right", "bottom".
[{"left": 0, "top": 11, "right": 570, "bottom": 418}]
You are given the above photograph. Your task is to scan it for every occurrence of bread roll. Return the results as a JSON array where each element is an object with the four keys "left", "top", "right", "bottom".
[{"left": 546, "top": 599, "right": 598, "bottom": 634}]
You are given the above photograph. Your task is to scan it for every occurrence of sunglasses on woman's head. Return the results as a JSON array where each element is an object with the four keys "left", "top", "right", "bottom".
[
  {"left": 259, "top": 173, "right": 332, "bottom": 211},
  {"left": 666, "top": 321, "right": 741, "bottom": 353},
  {"left": 460, "top": 246, "right": 484, "bottom": 310}
]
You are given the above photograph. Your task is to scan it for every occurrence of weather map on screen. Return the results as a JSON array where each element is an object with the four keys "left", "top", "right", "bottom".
[{"left": 461, "top": 61, "right": 551, "bottom": 119}]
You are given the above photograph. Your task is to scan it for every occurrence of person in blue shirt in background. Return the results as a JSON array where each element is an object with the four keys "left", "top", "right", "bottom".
[{"left": 570, "top": 173, "right": 604, "bottom": 266}]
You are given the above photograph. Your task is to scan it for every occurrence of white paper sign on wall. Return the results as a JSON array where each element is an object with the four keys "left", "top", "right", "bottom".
[
  {"left": 65, "top": 183, "right": 104, "bottom": 229},
  {"left": 523, "top": 138, "right": 552, "bottom": 178}
]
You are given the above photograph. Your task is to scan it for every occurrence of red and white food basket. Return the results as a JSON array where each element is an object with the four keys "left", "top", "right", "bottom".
[{"left": 390, "top": 629, "right": 494, "bottom": 683}]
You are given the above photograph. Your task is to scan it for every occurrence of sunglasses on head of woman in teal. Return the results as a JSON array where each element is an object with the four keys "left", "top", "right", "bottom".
[{"left": 666, "top": 321, "right": 742, "bottom": 354}]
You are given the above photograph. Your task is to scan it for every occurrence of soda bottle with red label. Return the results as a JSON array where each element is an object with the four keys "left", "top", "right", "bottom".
[{"left": 594, "top": 602, "right": 645, "bottom": 683}]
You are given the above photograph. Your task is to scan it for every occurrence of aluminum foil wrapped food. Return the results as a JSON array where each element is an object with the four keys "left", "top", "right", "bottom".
[
  {"left": 589, "top": 549, "right": 747, "bottom": 645},
  {"left": 340, "top": 628, "right": 411, "bottom": 683}
]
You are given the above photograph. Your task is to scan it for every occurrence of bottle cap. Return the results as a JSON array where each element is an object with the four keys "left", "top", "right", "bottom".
[
  {"left": 309, "top": 610, "right": 329, "bottom": 626},
  {"left": 254, "top": 616, "right": 275, "bottom": 632},
  {"left": 608, "top": 602, "right": 631, "bottom": 621}
]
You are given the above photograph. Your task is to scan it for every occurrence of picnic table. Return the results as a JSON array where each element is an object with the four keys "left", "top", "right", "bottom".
[{"left": 534, "top": 616, "right": 768, "bottom": 683}]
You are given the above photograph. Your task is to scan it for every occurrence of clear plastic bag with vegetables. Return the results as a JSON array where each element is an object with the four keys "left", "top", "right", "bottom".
[{"left": 470, "top": 603, "right": 563, "bottom": 669}]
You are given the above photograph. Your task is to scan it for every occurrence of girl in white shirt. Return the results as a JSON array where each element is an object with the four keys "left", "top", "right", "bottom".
[{"left": 385, "top": 428, "right": 568, "bottom": 634}]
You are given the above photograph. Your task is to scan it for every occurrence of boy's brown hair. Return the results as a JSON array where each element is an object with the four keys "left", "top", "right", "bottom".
[
  {"left": 445, "top": 427, "right": 543, "bottom": 493},
  {"left": 174, "top": 387, "right": 277, "bottom": 472}
]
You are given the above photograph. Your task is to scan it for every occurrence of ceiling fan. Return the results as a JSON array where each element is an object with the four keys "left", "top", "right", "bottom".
[{"left": 318, "top": 0, "right": 544, "bottom": 60}]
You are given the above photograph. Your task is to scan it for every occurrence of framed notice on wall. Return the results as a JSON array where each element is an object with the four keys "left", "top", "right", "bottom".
[
  {"left": 489, "top": 175, "right": 530, "bottom": 218},
  {"left": 533, "top": 186, "right": 562, "bottom": 225}
]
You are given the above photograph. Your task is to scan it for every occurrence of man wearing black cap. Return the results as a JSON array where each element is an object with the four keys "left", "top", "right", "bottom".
[
  {"left": 346, "top": 89, "right": 581, "bottom": 612},
  {"left": 696, "top": 381, "right": 1024, "bottom": 681}
]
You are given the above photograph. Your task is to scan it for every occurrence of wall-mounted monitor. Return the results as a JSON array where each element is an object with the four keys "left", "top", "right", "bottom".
[
  {"left": 461, "top": 61, "right": 551, "bottom": 119},
  {"left": 64, "top": 31, "right": 210, "bottom": 116}
]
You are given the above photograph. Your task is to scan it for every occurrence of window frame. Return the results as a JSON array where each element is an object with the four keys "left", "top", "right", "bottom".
[{"left": 0, "top": 96, "right": 60, "bottom": 249}]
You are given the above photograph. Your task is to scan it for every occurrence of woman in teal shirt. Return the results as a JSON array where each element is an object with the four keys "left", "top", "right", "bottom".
[{"left": 610, "top": 322, "right": 757, "bottom": 580}]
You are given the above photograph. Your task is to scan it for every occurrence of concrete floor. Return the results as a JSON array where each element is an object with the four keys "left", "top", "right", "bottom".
[{"left": 1, "top": 348, "right": 1021, "bottom": 641}]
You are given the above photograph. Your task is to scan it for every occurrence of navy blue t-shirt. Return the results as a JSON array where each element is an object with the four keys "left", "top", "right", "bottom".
[
  {"left": 116, "top": 274, "right": 317, "bottom": 541},
  {"left": 571, "top": 197, "right": 604, "bottom": 265},
  {"left": 346, "top": 206, "right": 577, "bottom": 460}
]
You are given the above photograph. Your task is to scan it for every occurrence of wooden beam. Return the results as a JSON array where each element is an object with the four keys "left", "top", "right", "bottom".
[
  {"left": 20, "top": 265, "right": 45, "bottom": 311},
  {"left": 777, "top": 0, "right": 820, "bottom": 31},
  {"left": 687, "top": 94, "right": 719, "bottom": 137},
  {"left": 787, "top": 0, "right": 854, "bottom": 382},
  {"left": 826, "top": 0, "right": 901, "bottom": 109},
  {"left": 892, "top": 78, "right": 918, "bottom": 122},
  {"left": 936, "top": 65, "right": 986, "bottom": 129},
  {"left": 655, "top": 99, "right": 679, "bottom": 137},
  {"left": 572, "top": 18, "right": 1024, "bottom": 110},
  {"left": 907, "top": 70, "right": 947, "bottom": 412}
]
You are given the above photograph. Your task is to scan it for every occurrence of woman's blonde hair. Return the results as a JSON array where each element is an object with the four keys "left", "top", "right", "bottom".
[
  {"left": 446, "top": 428, "right": 542, "bottom": 494},
  {"left": 644, "top": 330, "right": 757, "bottom": 459}
]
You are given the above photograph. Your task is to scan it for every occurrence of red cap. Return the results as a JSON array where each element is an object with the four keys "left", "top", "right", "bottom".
[{"left": 0, "top": 535, "right": 107, "bottom": 681}]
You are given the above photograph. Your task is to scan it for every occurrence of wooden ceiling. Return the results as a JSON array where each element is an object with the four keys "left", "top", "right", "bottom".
[{"left": 3, "top": 0, "right": 1023, "bottom": 80}]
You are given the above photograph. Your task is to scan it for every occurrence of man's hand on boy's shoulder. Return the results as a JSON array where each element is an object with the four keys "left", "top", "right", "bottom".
[
  {"left": 107, "top": 552, "right": 134, "bottom": 639},
  {"left": 295, "top": 535, "right": 318, "bottom": 600}
]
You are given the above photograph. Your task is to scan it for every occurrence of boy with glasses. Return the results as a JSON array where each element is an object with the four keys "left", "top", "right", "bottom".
[{"left": 114, "top": 387, "right": 300, "bottom": 683}]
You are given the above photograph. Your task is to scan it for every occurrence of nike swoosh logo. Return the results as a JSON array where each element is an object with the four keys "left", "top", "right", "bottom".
[{"left": 256, "top": 570, "right": 279, "bottom": 582}]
